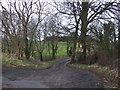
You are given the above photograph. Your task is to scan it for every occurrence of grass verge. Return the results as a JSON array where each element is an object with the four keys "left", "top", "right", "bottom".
[
  {"left": 2, "top": 54, "right": 68, "bottom": 69},
  {"left": 68, "top": 63, "right": 118, "bottom": 88}
]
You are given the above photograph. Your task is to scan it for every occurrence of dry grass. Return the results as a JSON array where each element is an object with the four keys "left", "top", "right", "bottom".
[
  {"left": 1, "top": 53, "right": 60, "bottom": 69},
  {"left": 68, "top": 63, "right": 118, "bottom": 88}
]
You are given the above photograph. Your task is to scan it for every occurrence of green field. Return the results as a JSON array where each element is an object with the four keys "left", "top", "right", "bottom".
[
  {"left": 41, "top": 42, "right": 80, "bottom": 58},
  {"left": 56, "top": 42, "right": 67, "bottom": 57},
  {"left": 35, "top": 42, "right": 68, "bottom": 58}
]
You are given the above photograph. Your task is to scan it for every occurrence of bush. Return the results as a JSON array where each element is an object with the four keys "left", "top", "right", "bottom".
[
  {"left": 86, "top": 51, "right": 98, "bottom": 65},
  {"left": 92, "top": 47, "right": 118, "bottom": 67},
  {"left": 75, "top": 47, "right": 117, "bottom": 67},
  {"left": 75, "top": 52, "right": 84, "bottom": 63}
]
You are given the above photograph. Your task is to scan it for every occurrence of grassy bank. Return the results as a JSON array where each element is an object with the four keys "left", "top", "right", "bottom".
[
  {"left": 68, "top": 63, "right": 118, "bottom": 88},
  {"left": 1, "top": 54, "right": 68, "bottom": 69}
]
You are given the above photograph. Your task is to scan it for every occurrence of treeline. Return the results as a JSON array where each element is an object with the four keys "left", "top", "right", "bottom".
[
  {"left": 1, "top": 1, "right": 62, "bottom": 61},
  {"left": 77, "top": 21, "right": 119, "bottom": 65},
  {"left": 1, "top": 0, "right": 120, "bottom": 65},
  {"left": 45, "top": 36, "right": 74, "bottom": 42}
]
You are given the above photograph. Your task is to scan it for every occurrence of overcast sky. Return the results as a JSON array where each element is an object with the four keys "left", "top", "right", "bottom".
[{"left": 1, "top": 0, "right": 118, "bottom": 28}]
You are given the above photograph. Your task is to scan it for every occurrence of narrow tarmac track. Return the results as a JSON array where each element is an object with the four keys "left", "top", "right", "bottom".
[{"left": 2, "top": 59, "right": 103, "bottom": 88}]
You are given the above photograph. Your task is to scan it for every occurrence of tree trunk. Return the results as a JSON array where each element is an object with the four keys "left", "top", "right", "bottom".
[
  {"left": 118, "top": 14, "right": 120, "bottom": 89},
  {"left": 118, "top": 26, "right": 120, "bottom": 89},
  {"left": 16, "top": 41, "right": 21, "bottom": 59},
  {"left": 66, "top": 42, "right": 69, "bottom": 56},
  {"left": 24, "top": 28, "right": 33, "bottom": 60},
  {"left": 80, "top": 1, "right": 89, "bottom": 63},
  {"left": 78, "top": 40, "right": 80, "bottom": 51},
  {"left": 31, "top": 50, "right": 34, "bottom": 57},
  {"left": 2, "top": 38, "right": 5, "bottom": 53},
  {"left": 47, "top": 42, "right": 51, "bottom": 57},
  {"left": 55, "top": 44, "right": 58, "bottom": 56},
  {"left": 71, "top": 23, "right": 79, "bottom": 63},
  {"left": 118, "top": 19, "right": 120, "bottom": 59},
  {"left": 39, "top": 52, "right": 43, "bottom": 61},
  {"left": 81, "top": 25, "right": 87, "bottom": 63},
  {"left": 117, "top": 3, "right": 120, "bottom": 89},
  {"left": 24, "top": 36, "right": 30, "bottom": 60},
  {"left": 16, "top": 47, "right": 20, "bottom": 59},
  {"left": 23, "top": 20, "right": 31, "bottom": 60},
  {"left": 6, "top": 40, "right": 11, "bottom": 54},
  {"left": 118, "top": 22, "right": 120, "bottom": 89},
  {"left": 52, "top": 44, "right": 55, "bottom": 59}
]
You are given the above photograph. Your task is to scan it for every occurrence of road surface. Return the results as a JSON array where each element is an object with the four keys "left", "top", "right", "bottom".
[{"left": 2, "top": 59, "right": 103, "bottom": 88}]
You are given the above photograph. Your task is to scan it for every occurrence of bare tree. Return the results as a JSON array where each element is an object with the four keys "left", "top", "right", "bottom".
[
  {"left": 14, "top": 0, "right": 47, "bottom": 60},
  {"left": 54, "top": 1, "right": 81, "bottom": 63},
  {"left": 1, "top": 3, "right": 23, "bottom": 59},
  {"left": 80, "top": 1, "right": 89, "bottom": 63},
  {"left": 54, "top": 0, "right": 115, "bottom": 63},
  {"left": 116, "top": 2, "right": 120, "bottom": 88},
  {"left": 117, "top": 3, "right": 120, "bottom": 59},
  {"left": 34, "top": 22, "right": 47, "bottom": 61},
  {"left": 46, "top": 14, "right": 61, "bottom": 59},
  {"left": 1, "top": 0, "right": 47, "bottom": 60}
]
